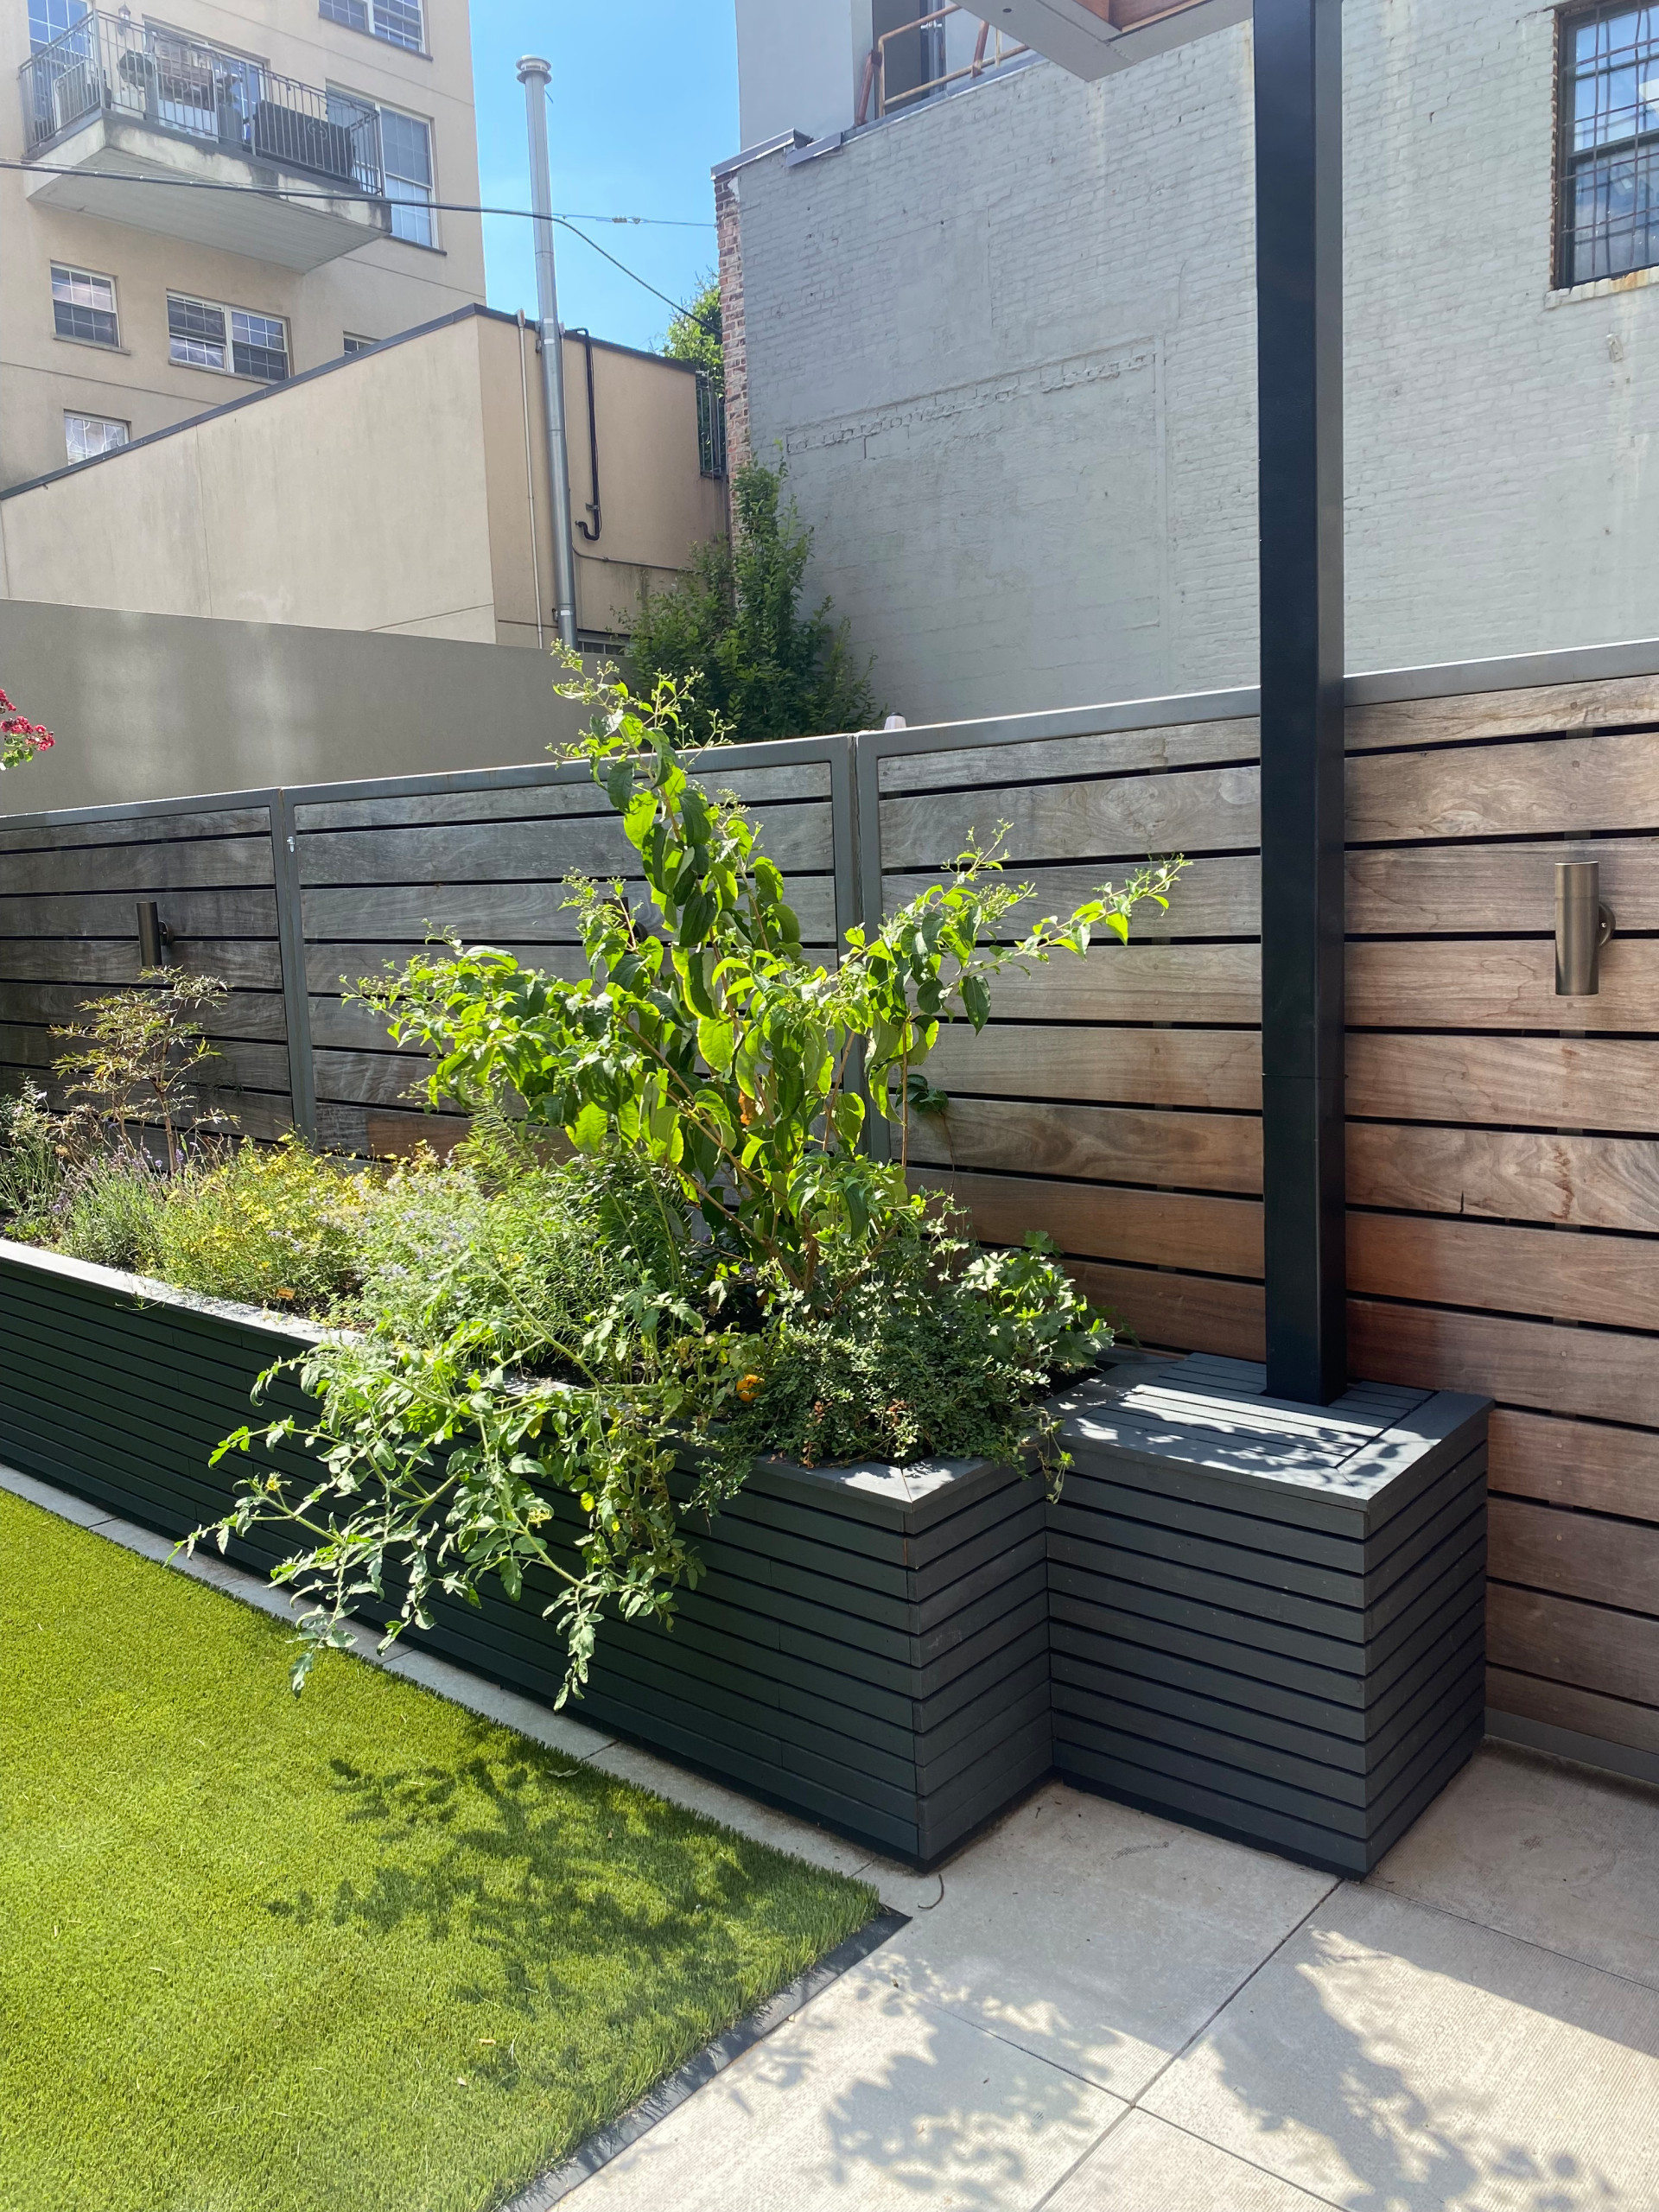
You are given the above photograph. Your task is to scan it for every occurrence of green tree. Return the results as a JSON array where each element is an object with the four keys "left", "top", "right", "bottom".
[
  {"left": 661, "top": 270, "right": 722, "bottom": 390},
  {"left": 627, "top": 461, "right": 880, "bottom": 745}
]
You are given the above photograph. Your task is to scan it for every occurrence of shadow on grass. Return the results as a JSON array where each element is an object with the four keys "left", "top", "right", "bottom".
[{"left": 264, "top": 1746, "right": 780, "bottom": 2094}]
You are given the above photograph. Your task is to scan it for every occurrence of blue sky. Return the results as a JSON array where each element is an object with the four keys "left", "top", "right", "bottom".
[{"left": 467, "top": 2, "right": 739, "bottom": 353}]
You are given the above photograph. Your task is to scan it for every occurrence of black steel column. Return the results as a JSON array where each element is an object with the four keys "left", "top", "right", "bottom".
[{"left": 1255, "top": 0, "right": 1346, "bottom": 1404}]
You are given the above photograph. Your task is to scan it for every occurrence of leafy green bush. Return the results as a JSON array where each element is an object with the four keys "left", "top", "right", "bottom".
[
  {"left": 156, "top": 1139, "right": 373, "bottom": 1312},
  {"left": 51, "top": 969, "right": 233, "bottom": 1169},
  {"left": 662, "top": 270, "right": 722, "bottom": 389},
  {"left": 721, "top": 1223, "right": 1109, "bottom": 1472},
  {"left": 626, "top": 463, "right": 879, "bottom": 745},
  {"left": 345, "top": 1142, "right": 681, "bottom": 1365},
  {"left": 206, "top": 661, "right": 1183, "bottom": 1700}
]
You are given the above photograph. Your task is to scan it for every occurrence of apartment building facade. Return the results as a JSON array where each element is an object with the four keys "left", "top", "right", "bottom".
[
  {"left": 0, "top": 0, "right": 486, "bottom": 491},
  {"left": 721, "top": 0, "right": 1659, "bottom": 724}
]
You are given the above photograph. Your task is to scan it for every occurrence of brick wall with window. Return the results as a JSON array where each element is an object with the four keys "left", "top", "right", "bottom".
[
  {"left": 1557, "top": 3, "right": 1659, "bottom": 288},
  {"left": 730, "top": 0, "right": 1659, "bottom": 717}
]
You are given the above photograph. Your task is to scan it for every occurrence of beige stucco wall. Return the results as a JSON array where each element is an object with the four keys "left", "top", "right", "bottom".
[
  {"left": 566, "top": 335, "right": 729, "bottom": 640},
  {"left": 0, "top": 0, "right": 486, "bottom": 492},
  {"left": 0, "top": 309, "right": 730, "bottom": 645},
  {"left": 0, "top": 310, "right": 499, "bottom": 638},
  {"left": 478, "top": 319, "right": 728, "bottom": 648}
]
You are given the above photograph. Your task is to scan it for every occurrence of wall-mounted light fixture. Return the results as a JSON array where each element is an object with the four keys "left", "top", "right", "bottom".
[
  {"left": 136, "top": 900, "right": 173, "bottom": 970},
  {"left": 1555, "top": 861, "right": 1615, "bottom": 997}
]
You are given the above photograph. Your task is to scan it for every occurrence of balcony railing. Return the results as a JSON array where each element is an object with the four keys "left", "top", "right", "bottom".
[
  {"left": 19, "top": 12, "right": 384, "bottom": 194},
  {"left": 855, "top": 6, "right": 1027, "bottom": 125}
]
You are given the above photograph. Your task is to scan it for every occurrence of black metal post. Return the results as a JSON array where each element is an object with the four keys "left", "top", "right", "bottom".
[{"left": 1255, "top": 0, "right": 1346, "bottom": 1404}]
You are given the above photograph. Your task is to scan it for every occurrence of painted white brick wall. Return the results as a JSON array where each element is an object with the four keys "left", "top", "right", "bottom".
[{"left": 731, "top": 5, "right": 1659, "bottom": 723}]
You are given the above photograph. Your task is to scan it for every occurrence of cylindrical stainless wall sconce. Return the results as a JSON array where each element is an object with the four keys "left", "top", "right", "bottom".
[
  {"left": 1555, "top": 861, "right": 1615, "bottom": 996},
  {"left": 136, "top": 900, "right": 171, "bottom": 969}
]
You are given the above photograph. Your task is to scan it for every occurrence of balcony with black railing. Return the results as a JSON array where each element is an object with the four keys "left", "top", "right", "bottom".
[{"left": 18, "top": 13, "right": 391, "bottom": 270}]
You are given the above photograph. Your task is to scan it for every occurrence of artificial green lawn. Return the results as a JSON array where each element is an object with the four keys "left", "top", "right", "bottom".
[{"left": 0, "top": 1489, "right": 879, "bottom": 2212}]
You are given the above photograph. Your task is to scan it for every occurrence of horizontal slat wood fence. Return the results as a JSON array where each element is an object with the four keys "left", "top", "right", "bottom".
[
  {"left": 0, "top": 744, "right": 856, "bottom": 1162},
  {"left": 5, "top": 644, "right": 1659, "bottom": 1790},
  {"left": 858, "top": 648, "right": 1659, "bottom": 1791},
  {"left": 0, "top": 798, "right": 295, "bottom": 1138},
  {"left": 290, "top": 751, "right": 850, "bottom": 1156}
]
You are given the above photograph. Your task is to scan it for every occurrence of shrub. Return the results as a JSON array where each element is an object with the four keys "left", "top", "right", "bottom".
[
  {"left": 54, "top": 1152, "right": 168, "bottom": 1274},
  {"left": 345, "top": 1142, "right": 677, "bottom": 1365},
  {"left": 156, "top": 1140, "right": 373, "bottom": 1313},
  {"left": 626, "top": 462, "right": 879, "bottom": 745},
  {"left": 51, "top": 970, "right": 233, "bottom": 1170},
  {"left": 207, "top": 662, "right": 1184, "bottom": 1698},
  {"left": 721, "top": 1223, "right": 1110, "bottom": 1473},
  {"left": 0, "top": 1082, "right": 71, "bottom": 1230},
  {"left": 661, "top": 271, "right": 722, "bottom": 390}
]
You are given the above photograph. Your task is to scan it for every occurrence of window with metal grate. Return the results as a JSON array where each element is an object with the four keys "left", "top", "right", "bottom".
[{"left": 1559, "top": 3, "right": 1659, "bottom": 284}]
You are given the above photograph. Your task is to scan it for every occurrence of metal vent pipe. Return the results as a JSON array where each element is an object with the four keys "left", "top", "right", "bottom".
[{"left": 517, "top": 55, "right": 579, "bottom": 652}]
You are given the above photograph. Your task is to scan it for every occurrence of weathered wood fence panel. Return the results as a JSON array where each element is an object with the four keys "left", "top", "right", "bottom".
[
  {"left": 290, "top": 748, "right": 853, "bottom": 1157},
  {"left": 0, "top": 797, "right": 295, "bottom": 1138},
  {"left": 865, "top": 649, "right": 1659, "bottom": 1792},
  {"left": 1340, "top": 658, "right": 1659, "bottom": 1786},
  {"left": 858, "top": 690, "right": 1268, "bottom": 1369}
]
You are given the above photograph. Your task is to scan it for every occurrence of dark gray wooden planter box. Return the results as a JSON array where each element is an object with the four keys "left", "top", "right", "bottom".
[
  {"left": 0, "top": 1240, "right": 1058, "bottom": 1866},
  {"left": 0, "top": 1244, "right": 1488, "bottom": 1875},
  {"left": 1049, "top": 1353, "right": 1491, "bottom": 1875}
]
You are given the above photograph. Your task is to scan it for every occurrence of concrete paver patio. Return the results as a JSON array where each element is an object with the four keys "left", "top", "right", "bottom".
[{"left": 569, "top": 1750, "right": 1659, "bottom": 2210}]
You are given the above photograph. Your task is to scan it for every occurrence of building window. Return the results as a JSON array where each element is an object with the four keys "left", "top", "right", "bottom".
[
  {"left": 1559, "top": 3, "right": 1659, "bottom": 286},
  {"left": 380, "top": 106, "right": 435, "bottom": 245},
  {"left": 52, "top": 264, "right": 119, "bottom": 347},
  {"left": 696, "top": 372, "right": 727, "bottom": 479},
  {"left": 232, "top": 310, "right": 290, "bottom": 381},
  {"left": 319, "top": 0, "right": 423, "bottom": 54},
  {"left": 65, "top": 412, "right": 130, "bottom": 465},
  {"left": 167, "top": 293, "right": 289, "bottom": 382},
  {"left": 329, "top": 92, "right": 435, "bottom": 245},
  {"left": 28, "top": 0, "right": 85, "bottom": 50},
  {"left": 342, "top": 333, "right": 378, "bottom": 353}
]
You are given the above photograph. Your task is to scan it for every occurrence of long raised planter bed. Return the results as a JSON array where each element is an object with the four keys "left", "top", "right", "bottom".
[
  {"left": 0, "top": 1243, "right": 1488, "bottom": 1874},
  {"left": 0, "top": 1241, "right": 1066, "bottom": 1866}
]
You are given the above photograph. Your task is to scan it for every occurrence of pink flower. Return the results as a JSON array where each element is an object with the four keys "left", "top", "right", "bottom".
[{"left": 0, "top": 685, "right": 54, "bottom": 766}]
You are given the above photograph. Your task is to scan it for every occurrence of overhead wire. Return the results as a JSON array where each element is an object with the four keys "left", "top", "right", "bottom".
[{"left": 0, "top": 156, "right": 720, "bottom": 331}]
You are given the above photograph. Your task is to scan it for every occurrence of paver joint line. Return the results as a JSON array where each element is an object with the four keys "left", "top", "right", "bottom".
[
  {"left": 1367, "top": 1874, "right": 1659, "bottom": 1999},
  {"left": 1025, "top": 1874, "right": 1344, "bottom": 2212}
]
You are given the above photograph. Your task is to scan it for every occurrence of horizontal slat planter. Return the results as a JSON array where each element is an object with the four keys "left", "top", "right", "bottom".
[
  {"left": 0, "top": 1243, "right": 1492, "bottom": 1875},
  {"left": 0, "top": 1239, "right": 1067, "bottom": 1868},
  {"left": 1049, "top": 1352, "right": 1490, "bottom": 1875}
]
